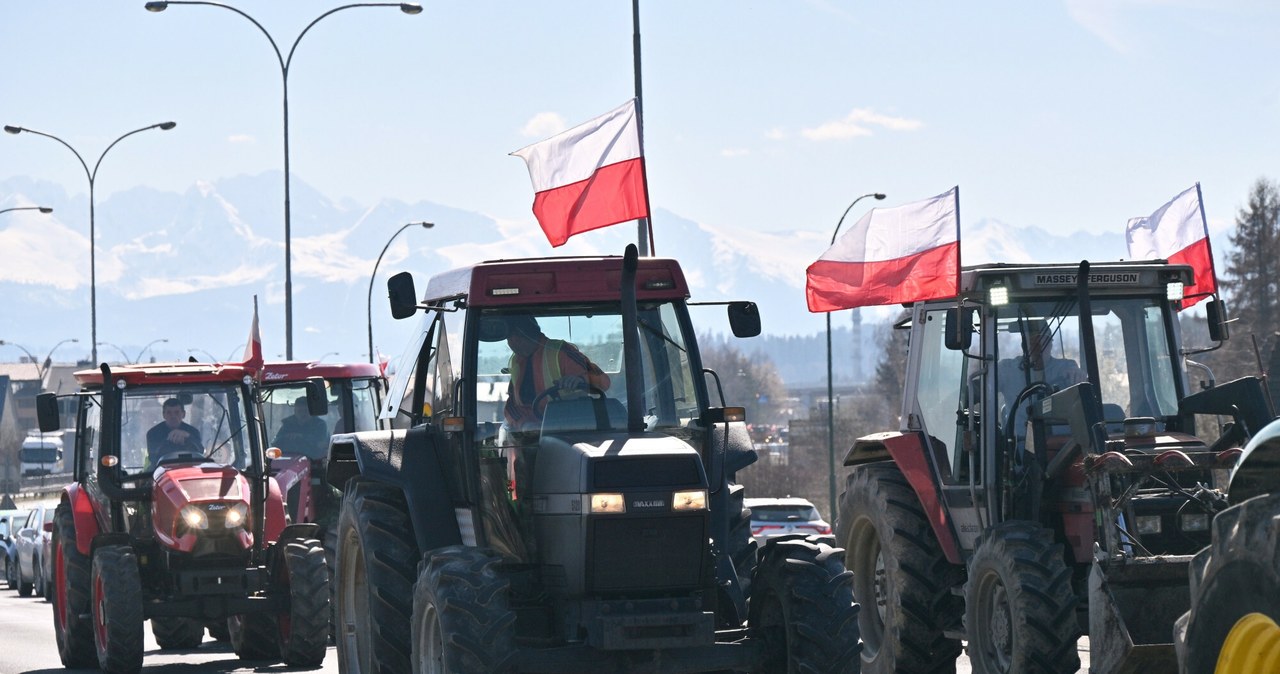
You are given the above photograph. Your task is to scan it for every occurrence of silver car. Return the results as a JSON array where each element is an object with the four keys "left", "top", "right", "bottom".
[{"left": 744, "top": 496, "right": 832, "bottom": 545}]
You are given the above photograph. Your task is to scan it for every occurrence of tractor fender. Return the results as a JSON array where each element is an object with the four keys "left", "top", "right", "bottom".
[
  {"left": 62, "top": 483, "right": 101, "bottom": 557},
  {"left": 331, "top": 426, "right": 464, "bottom": 554},
  {"left": 264, "top": 474, "right": 288, "bottom": 544},
  {"left": 1229, "top": 417, "right": 1280, "bottom": 504},
  {"left": 844, "top": 430, "right": 961, "bottom": 564}
]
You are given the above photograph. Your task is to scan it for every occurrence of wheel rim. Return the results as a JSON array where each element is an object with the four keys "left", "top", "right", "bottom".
[
  {"left": 416, "top": 603, "right": 444, "bottom": 674},
  {"left": 1217, "top": 612, "right": 1280, "bottom": 674},
  {"left": 974, "top": 569, "right": 1013, "bottom": 673},
  {"left": 849, "top": 516, "right": 886, "bottom": 656},
  {"left": 339, "top": 530, "right": 370, "bottom": 672},
  {"left": 92, "top": 570, "right": 107, "bottom": 657}
]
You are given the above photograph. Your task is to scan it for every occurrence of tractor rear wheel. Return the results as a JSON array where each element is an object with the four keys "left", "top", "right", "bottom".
[
  {"left": 1176, "top": 493, "right": 1280, "bottom": 674},
  {"left": 335, "top": 479, "right": 419, "bottom": 674},
  {"left": 838, "top": 462, "right": 963, "bottom": 674},
  {"left": 411, "top": 546, "right": 517, "bottom": 673},
  {"left": 151, "top": 617, "right": 204, "bottom": 650},
  {"left": 278, "top": 537, "right": 330, "bottom": 666},
  {"left": 229, "top": 612, "right": 279, "bottom": 660},
  {"left": 748, "top": 536, "right": 862, "bottom": 673},
  {"left": 963, "top": 521, "right": 1079, "bottom": 674},
  {"left": 91, "top": 544, "right": 144, "bottom": 674},
  {"left": 52, "top": 503, "right": 94, "bottom": 667}
]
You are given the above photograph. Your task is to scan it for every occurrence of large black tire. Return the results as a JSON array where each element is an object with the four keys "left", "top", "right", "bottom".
[
  {"left": 52, "top": 503, "right": 95, "bottom": 667},
  {"left": 279, "top": 537, "right": 330, "bottom": 666},
  {"left": 1175, "top": 493, "right": 1280, "bottom": 674},
  {"left": 837, "top": 463, "right": 963, "bottom": 674},
  {"left": 963, "top": 521, "right": 1079, "bottom": 674},
  {"left": 411, "top": 546, "right": 517, "bottom": 673},
  {"left": 748, "top": 536, "right": 862, "bottom": 673},
  {"left": 5, "top": 553, "right": 16, "bottom": 590},
  {"left": 229, "top": 612, "right": 279, "bottom": 660},
  {"left": 205, "top": 620, "right": 230, "bottom": 642},
  {"left": 152, "top": 617, "right": 204, "bottom": 650},
  {"left": 335, "top": 479, "right": 420, "bottom": 674},
  {"left": 91, "top": 544, "right": 145, "bottom": 674}
]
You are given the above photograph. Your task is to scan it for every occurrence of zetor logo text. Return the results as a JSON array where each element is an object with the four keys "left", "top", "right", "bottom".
[{"left": 1033, "top": 272, "right": 1140, "bottom": 286}]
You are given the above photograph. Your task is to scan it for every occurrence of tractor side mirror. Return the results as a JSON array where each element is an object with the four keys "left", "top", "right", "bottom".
[
  {"left": 305, "top": 378, "right": 329, "bottom": 417},
  {"left": 944, "top": 307, "right": 973, "bottom": 351},
  {"left": 36, "top": 393, "right": 60, "bottom": 433},
  {"left": 1206, "top": 298, "right": 1229, "bottom": 342},
  {"left": 388, "top": 272, "right": 419, "bottom": 320},
  {"left": 727, "top": 302, "right": 761, "bottom": 338}
]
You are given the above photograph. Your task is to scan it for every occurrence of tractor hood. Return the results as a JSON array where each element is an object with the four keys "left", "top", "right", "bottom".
[
  {"left": 152, "top": 462, "right": 253, "bottom": 554},
  {"left": 531, "top": 432, "right": 708, "bottom": 496}
]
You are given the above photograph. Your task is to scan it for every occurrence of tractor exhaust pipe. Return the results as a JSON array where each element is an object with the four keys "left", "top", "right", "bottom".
[{"left": 621, "top": 244, "right": 645, "bottom": 433}]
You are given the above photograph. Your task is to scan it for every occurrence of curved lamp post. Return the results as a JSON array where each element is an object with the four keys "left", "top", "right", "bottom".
[
  {"left": 367, "top": 221, "right": 433, "bottom": 363},
  {"left": 825, "top": 192, "right": 885, "bottom": 517},
  {"left": 145, "top": 1, "right": 423, "bottom": 360},
  {"left": 0, "top": 340, "right": 41, "bottom": 380},
  {"left": 5, "top": 122, "right": 177, "bottom": 365},
  {"left": 40, "top": 338, "right": 80, "bottom": 378},
  {"left": 96, "top": 342, "right": 131, "bottom": 364},
  {"left": 0, "top": 206, "right": 53, "bottom": 216},
  {"left": 136, "top": 338, "right": 170, "bottom": 363},
  {"left": 188, "top": 348, "right": 218, "bottom": 362}
]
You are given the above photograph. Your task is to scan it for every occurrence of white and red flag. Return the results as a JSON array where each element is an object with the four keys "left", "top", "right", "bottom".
[
  {"left": 511, "top": 99, "right": 649, "bottom": 247},
  {"left": 806, "top": 187, "right": 961, "bottom": 312},
  {"left": 240, "top": 296, "right": 263, "bottom": 374},
  {"left": 1125, "top": 183, "right": 1217, "bottom": 307}
]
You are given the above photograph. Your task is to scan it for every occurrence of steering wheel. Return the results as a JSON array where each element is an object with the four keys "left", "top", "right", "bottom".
[
  {"left": 156, "top": 450, "right": 205, "bottom": 466},
  {"left": 532, "top": 382, "right": 606, "bottom": 411}
]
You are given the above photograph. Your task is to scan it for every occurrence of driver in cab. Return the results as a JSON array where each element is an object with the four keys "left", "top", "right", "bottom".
[
  {"left": 146, "top": 397, "right": 203, "bottom": 467},
  {"left": 502, "top": 315, "right": 611, "bottom": 432}
]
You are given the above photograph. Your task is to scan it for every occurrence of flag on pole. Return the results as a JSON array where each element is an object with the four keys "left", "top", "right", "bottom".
[
  {"left": 806, "top": 187, "right": 961, "bottom": 312},
  {"left": 1125, "top": 183, "right": 1217, "bottom": 307},
  {"left": 240, "top": 296, "right": 263, "bottom": 374},
  {"left": 511, "top": 99, "right": 649, "bottom": 247}
]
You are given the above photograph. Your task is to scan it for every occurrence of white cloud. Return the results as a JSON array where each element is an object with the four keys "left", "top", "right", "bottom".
[
  {"left": 227, "top": 134, "right": 255, "bottom": 144},
  {"left": 720, "top": 148, "right": 750, "bottom": 158},
  {"left": 520, "top": 112, "right": 568, "bottom": 139},
  {"left": 801, "top": 108, "right": 923, "bottom": 141},
  {"left": 765, "top": 127, "right": 788, "bottom": 141}
]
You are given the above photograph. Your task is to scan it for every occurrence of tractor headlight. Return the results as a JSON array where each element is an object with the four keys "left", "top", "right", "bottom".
[
  {"left": 180, "top": 505, "right": 209, "bottom": 530},
  {"left": 589, "top": 493, "right": 626, "bottom": 514},
  {"left": 1135, "top": 515, "right": 1162, "bottom": 535},
  {"left": 224, "top": 503, "right": 249, "bottom": 529},
  {"left": 672, "top": 489, "right": 707, "bottom": 511},
  {"left": 1180, "top": 513, "right": 1209, "bottom": 532}
]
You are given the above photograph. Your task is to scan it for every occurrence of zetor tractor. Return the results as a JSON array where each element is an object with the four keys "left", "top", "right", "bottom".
[
  {"left": 835, "top": 260, "right": 1273, "bottom": 674},
  {"left": 36, "top": 361, "right": 331, "bottom": 673},
  {"left": 327, "top": 246, "right": 861, "bottom": 673}
]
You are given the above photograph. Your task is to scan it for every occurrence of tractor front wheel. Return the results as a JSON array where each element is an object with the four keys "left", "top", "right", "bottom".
[
  {"left": 411, "top": 546, "right": 517, "bottom": 673},
  {"left": 278, "top": 537, "right": 330, "bottom": 666},
  {"left": 151, "top": 617, "right": 204, "bottom": 650},
  {"left": 748, "top": 536, "right": 862, "bottom": 673},
  {"left": 91, "top": 545, "right": 144, "bottom": 674},
  {"left": 963, "top": 521, "right": 1079, "bottom": 674},
  {"left": 229, "top": 612, "right": 279, "bottom": 660},
  {"left": 52, "top": 503, "right": 94, "bottom": 667}
]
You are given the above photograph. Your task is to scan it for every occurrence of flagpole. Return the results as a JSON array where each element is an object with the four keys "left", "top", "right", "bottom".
[
  {"left": 1194, "top": 182, "right": 1218, "bottom": 300},
  {"left": 632, "top": 0, "right": 654, "bottom": 256}
]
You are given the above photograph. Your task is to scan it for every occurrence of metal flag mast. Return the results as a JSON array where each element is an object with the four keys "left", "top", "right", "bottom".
[{"left": 632, "top": 0, "right": 655, "bottom": 256}]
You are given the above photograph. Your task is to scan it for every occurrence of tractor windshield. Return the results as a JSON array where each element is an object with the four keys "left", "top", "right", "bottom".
[
  {"left": 993, "top": 296, "right": 1180, "bottom": 427},
  {"left": 116, "top": 383, "right": 256, "bottom": 474}
]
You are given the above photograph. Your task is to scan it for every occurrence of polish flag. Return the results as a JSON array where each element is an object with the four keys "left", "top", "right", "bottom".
[
  {"left": 807, "top": 187, "right": 961, "bottom": 312},
  {"left": 1126, "top": 183, "right": 1217, "bottom": 307},
  {"left": 511, "top": 99, "right": 649, "bottom": 247},
  {"left": 240, "top": 296, "right": 264, "bottom": 375}
]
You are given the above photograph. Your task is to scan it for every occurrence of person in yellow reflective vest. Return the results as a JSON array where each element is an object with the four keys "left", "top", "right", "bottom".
[{"left": 503, "top": 315, "right": 611, "bottom": 432}]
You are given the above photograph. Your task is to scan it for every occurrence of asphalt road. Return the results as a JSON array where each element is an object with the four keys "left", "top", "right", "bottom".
[{"left": 0, "top": 587, "right": 340, "bottom": 674}]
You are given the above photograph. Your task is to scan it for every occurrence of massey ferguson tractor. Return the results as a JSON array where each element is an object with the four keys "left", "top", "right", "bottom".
[
  {"left": 835, "top": 260, "right": 1272, "bottom": 674},
  {"left": 327, "top": 246, "right": 862, "bottom": 673},
  {"left": 36, "top": 360, "right": 331, "bottom": 673}
]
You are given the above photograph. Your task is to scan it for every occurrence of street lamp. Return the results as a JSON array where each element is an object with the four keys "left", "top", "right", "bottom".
[
  {"left": 0, "top": 340, "right": 41, "bottom": 379},
  {"left": 96, "top": 342, "right": 131, "bottom": 364},
  {"left": 367, "top": 221, "right": 433, "bottom": 363},
  {"left": 137, "top": 338, "right": 170, "bottom": 363},
  {"left": 5, "top": 122, "right": 177, "bottom": 365},
  {"left": 0, "top": 206, "right": 53, "bottom": 216},
  {"left": 40, "top": 338, "right": 80, "bottom": 379},
  {"left": 825, "top": 192, "right": 886, "bottom": 518},
  {"left": 188, "top": 348, "right": 218, "bottom": 362},
  {"left": 145, "top": 1, "right": 423, "bottom": 360}
]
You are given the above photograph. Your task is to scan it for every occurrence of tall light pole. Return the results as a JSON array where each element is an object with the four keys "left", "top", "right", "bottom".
[
  {"left": 0, "top": 340, "right": 42, "bottom": 382},
  {"left": 96, "top": 342, "right": 131, "bottom": 364},
  {"left": 0, "top": 206, "right": 53, "bottom": 216},
  {"left": 136, "top": 338, "right": 170, "bottom": 363},
  {"left": 40, "top": 338, "right": 80, "bottom": 380},
  {"left": 826, "top": 192, "right": 885, "bottom": 518},
  {"left": 145, "top": 1, "right": 423, "bottom": 360},
  {"left": 5, "top": 122, "right": 177, "bottom": 365},
  {"left": 367, "top": 221, "right": 433, "bottom": 363}
]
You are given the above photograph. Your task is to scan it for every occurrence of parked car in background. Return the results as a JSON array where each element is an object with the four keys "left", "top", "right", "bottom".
[
  {"left": 13, "top": 505, "right": 54, "bottom": 597},
  {"left": 744, "top": 496, "right": 832, "bottom": 544},
  {"left": 0, "top": 510, "right": 27, "bottom": 590}
]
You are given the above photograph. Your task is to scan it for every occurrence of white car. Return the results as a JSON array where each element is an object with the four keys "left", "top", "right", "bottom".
[{"left": 744, "top": 496, "right": 832, "bottom": 544}]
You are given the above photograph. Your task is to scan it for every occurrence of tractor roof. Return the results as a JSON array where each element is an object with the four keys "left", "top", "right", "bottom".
[
  {"left": 957, "top": 260, "right": 1195, "bottom": 300},
  {"left": 73, "top": 361, "right": 255, "bottom": 389},
  {"left": 421, "top": 255, "right": 690, "bottom": 307},
  {"left": 261, "top": 360, "right": 381, "bottom": 383}
]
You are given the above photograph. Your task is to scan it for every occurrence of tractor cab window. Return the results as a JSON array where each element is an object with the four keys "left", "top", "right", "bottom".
[
  {"left": 79, "top": 394, "right": 102, "bottom": 478},
  {"left": 261, "top": 382, "right": 341, "bottom": 459},
  {"left": 118, "top": 385, "right": 254, "bottom": 474},
  {"left": 348, "top": 378, "right": 380, "bottom": 433},
  {"left": 909, "top": 306, "right": 968, "bottom": 484}
]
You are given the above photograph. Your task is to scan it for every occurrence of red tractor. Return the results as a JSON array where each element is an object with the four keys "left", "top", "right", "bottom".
[
  {"left": 36, "top": 360, "right": 331, "bottom": 673},
  {"left": 835, "top": 260, "right": 1271, "bottom": 673}
]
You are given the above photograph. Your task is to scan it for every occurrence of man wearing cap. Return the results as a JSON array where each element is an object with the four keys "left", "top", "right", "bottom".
[{"left": 503, "top": 315, "right": 611, "bottom": 432}]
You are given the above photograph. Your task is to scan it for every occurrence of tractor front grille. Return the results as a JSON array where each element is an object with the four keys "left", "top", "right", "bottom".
[{"left": 588, "top": 513, "right": 706, "bottom": 594}]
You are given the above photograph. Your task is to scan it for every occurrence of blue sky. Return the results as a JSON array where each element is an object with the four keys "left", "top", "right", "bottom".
[{"left": 3, "top": 1, "right": 1278, "bottom": 258}]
